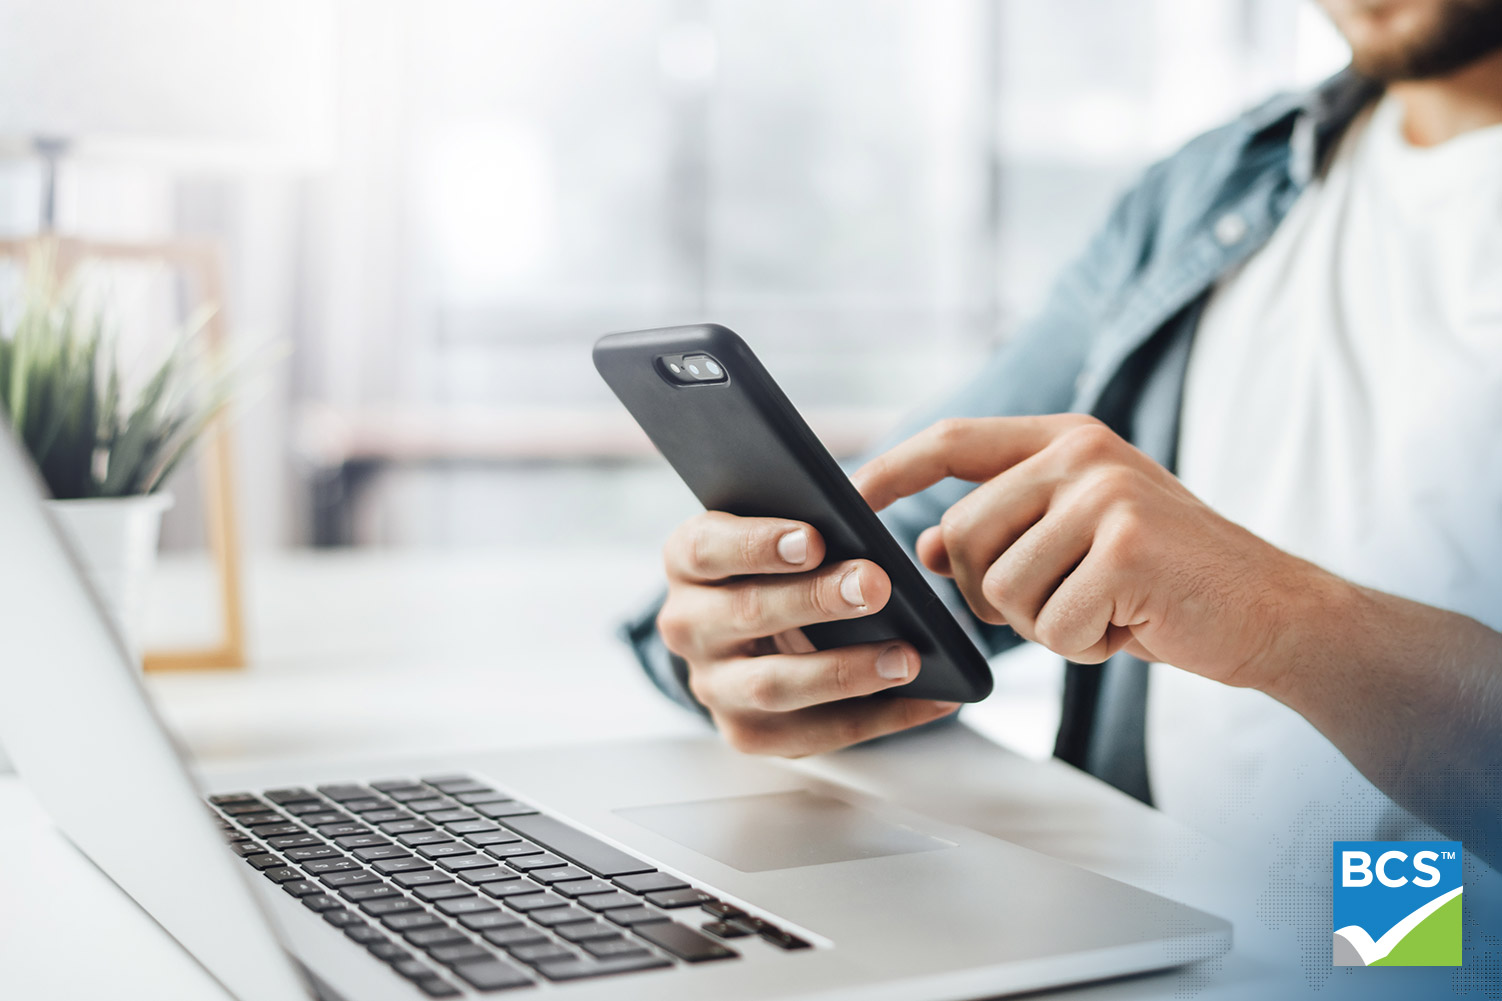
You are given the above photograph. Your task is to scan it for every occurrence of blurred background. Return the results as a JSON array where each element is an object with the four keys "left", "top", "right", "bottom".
[{"left": 0, "top": 0, "right": 1349, "bottom": 556}]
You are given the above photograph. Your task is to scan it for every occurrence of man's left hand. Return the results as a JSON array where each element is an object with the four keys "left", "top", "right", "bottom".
[{"left": 852, "top": 415, "right": 1330, "bottom": 692}]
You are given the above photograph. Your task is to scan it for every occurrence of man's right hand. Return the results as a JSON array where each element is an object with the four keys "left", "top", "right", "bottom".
[{"left": 656, "top": 511, "right": 961, "bottom": 757}]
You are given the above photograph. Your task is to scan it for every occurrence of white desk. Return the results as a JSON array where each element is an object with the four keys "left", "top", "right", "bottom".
[{"left": 0, "top": 550, "right": 1285, "bottom": 999}]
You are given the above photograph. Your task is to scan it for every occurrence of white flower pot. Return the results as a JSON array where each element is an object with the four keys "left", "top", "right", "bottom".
[{"left": 43, "top": 493, "right": 174, "bottom": 665}]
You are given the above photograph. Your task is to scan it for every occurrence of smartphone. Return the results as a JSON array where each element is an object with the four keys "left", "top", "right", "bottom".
[{"left": 593, "top": 323, "right": 993, "bottom": 704}]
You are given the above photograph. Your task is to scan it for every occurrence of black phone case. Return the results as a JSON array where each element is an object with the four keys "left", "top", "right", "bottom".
[{"left": 594, "top": 323, "right": 993, "bottom": 703}]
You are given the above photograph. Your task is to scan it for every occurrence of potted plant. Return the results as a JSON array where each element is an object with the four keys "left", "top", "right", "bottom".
[{"left": 0, "top": 253, "right": 234, "bottom": 661}]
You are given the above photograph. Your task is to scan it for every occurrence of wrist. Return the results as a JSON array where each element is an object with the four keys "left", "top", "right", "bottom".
[{"left": 1257, "top": 559, "right": 1368, "bottom": 706}]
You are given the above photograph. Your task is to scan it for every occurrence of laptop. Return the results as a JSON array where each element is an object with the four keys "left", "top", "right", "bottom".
[{"left": 0, "top": 418, "right": 1230, "bottom": 1000}]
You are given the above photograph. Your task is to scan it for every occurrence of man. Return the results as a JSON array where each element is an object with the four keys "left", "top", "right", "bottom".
[{"left": 625, "top": 0, "right": 1502, "bottom": 866}]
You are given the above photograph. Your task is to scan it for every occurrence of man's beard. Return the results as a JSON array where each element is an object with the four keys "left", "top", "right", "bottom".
[{"left": 1342, "top": 0, "right": 1502, "bottom": 80}]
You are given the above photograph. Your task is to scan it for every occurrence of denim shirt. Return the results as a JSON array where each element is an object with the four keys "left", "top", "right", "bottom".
[{"left": 621, "top": 70, "right": 1380, "bottom": 800}]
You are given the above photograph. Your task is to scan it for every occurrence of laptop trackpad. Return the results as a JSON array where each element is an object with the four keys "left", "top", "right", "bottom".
[{"left": 617, "top": 790, "right": 953, "bottom": 873}]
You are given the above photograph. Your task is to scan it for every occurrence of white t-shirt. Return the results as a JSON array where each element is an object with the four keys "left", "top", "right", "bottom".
[{"left": 1153, "top": 94, "right": 1502, "bottom": 849}]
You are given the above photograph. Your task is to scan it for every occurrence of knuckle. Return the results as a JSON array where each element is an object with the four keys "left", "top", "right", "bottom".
[
  {"left": 930, "top": 417, "right": 970, "bottom": 449},
  {"left": 808, "top": 572, "right": 843, "bottom": 618},
  {"left": 722, "top": 718, "right": 776, "bottom": 756},
  {"left": 1101, "top": 511, "right": 1148, "bottom": 567},
  {"left": 656, "top": 606, "right": 693, "bottom": 655},
  {"left": 829, "top": 649, "right": 860, "bottom": 698},
  {"left": 1059, "top": 421, "right": 1120, "bottom": 466},
  {"left": 742, "top": 661, "right": 786, "bottom": 712},
  {"left": 728, "top": 584, "right": 765, "bottom": 633}
]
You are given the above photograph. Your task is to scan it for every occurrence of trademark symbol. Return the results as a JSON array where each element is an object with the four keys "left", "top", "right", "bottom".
[{"left": 1442, "top": 851, "right": 1457, "bottom": 860}]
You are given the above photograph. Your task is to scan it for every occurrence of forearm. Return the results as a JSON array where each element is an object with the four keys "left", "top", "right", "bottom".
[{"left": 1268, "top": 572, "right": 1502, "bottom": 857}]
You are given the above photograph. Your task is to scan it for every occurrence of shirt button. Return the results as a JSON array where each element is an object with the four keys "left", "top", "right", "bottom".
[{"left": 1214, "top": 213, "right": 1248, "bottom": 246}]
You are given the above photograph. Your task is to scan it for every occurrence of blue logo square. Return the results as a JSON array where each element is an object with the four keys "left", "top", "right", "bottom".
[{"left": 1332, "top": 840, "right": 1462, "bottom": 966}]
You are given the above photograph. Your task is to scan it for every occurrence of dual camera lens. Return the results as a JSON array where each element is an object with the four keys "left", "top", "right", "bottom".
[{"left": 662, "top": 353, "right": 726, "bottom": 384}]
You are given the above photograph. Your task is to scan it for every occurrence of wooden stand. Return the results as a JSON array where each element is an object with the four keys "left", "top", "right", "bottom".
[{"left": 0, "top": 235, "right": 246, "bottom": 671}]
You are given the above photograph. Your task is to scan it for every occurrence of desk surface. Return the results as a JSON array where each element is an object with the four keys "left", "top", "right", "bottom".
[{"left": 0, "top": 549, "right": 1283, "bottom": 1000}]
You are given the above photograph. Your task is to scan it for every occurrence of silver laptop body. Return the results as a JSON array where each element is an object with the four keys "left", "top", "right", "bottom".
[{"left": 0, "top": 420, "right": 1229, "bottom": 1001}]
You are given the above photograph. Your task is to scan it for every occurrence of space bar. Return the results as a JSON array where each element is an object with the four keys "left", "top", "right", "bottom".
[{"left": 501, "top": 815, "right": 655, "bottom": 877}]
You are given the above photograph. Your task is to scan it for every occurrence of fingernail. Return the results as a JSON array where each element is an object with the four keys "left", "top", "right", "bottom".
[
  {"left": 876, "top": 645, "right": 910, "bottom": 680},
  {"left": 932, "top": 701, "right": 961, "bottom": 713},
  {"left": 840, "top": 568, "right": 865, "bottom": 608},
  {"left": 778, "top": 529, "right": 808, "bottom": 565}
]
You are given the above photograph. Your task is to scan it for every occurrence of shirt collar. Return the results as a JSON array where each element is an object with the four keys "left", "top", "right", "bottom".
[{"left": 1245, "top": 68, "right": 1382, "bottom": 186}]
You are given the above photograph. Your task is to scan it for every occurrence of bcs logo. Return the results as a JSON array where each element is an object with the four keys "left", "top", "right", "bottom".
[{"left": 1333, "top": 841, "right": 1462, "bottom": 966}]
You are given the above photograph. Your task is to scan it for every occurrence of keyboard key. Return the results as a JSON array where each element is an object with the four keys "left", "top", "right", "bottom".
[
  {"left": 413, "top": 883, "right": 474, "bottom": 902},
  {"left": 380, "top": 819, "right": 433, "bottom": 836},
  {"left": 323, "top": 908, "right": 364, "bottom": 928},
  {"left": 321, "top": 870, "right": 380, "bottom": 888},
  {"left": 418, "top": 844, "right": 475, "bottom": 860},
  {"left": 458, "top": 867, "right": 516, "bottom": 885},
  {"left": 263, "top": 787, "right": 317, "bottom": 804},
  {"left": 296, "top": 811, "right": 350, "bottom": 826},
  {"left": 476, "top": 802, "right": 539, "bottom": 820},
  {"left": 407, "top": 799, "right": 452, "bottom": 814},
  {"left": 423, "top": 776, "right": 481, "bottom": 792},
  {"left": 405, "top": 927, "right": 468, "bottom": 949},
  {"left": 392, "top": 957, "right": 438, "bottom": 980},
  {"left": 583, "top": 936, "right": 651, "bottom": 959},
  {"left": 509, "top": 943, "right": 575, "bottom": 966},
  {"left": 531, "top": 866, "right": 590, "bottom": 885},
  {"left": 368, "top": 940, "right": 413, "bottom": 961},
  {"left": 414, "top": 977, "right": 462, "bottom": 998},
  {"left": 343, "top": 798, "right": 392, "bottom": 814},
  {"left": 438, "top": 855, "right": 498, "bottom": 873},
  {"left": 506, "top": 853, "right": 566, "bottom": 872},
  {"left": 615, "top": 871, "right": 687, "bottom": 894},
  {"left": 244, "top": 853, "right": 282, "bottom": 870},
  {"left": 263, "top": 866, "right": 301, "bottom": 884},
  {"left": 234, "top": 812, "right": 285, "bottom": 828},
  {"left": 210, "top": 792, "right": 259, "bottom": 806},
  {"left": 758, "top": 926, "right": 812, "bottom": 950},
  {"left": 504, "top": 892, "right": 564, "bottom": 912},
  {"left": 313, "top": 823, "right": 368, "bottom": 838},
  {"left": 284, "top": 801, "right": 332, "bottom": 817},
  {"left": 450, "top": 958, "right": 533, "bottom": 992},
  {"left": 428, "top": 810, "right": 477, "bottom": 824},
  {"left": 534, "top": 954, "right": 673, "bottom": 981},
  {"left": 552, "top": 879, "right": 618, "bottom": 899},
  {"left": 282, "top": 879, "right": 321, "bottom": 897},
  {"left": 301, "top": 858, "right": 361, "bottom": 875},
  {"left": 382, "top": 912, "right": 444, "bottom": 932},
  {"left": 435, "top": 897, "right": 497, "bottom": 917},
  {"left": 429, "top": 943, "right": 492, "bottom": 966},
  {"left": 301, "top": 894, "right": 344, "bottom": 912},
  {"left": 354, "top": 846, "right": 410, "bottom": 862},
  {"left": 444, "top": 820, "right": 500, "bottom": 836},
  {"left": 482, "top": 927, "right": 547, "bottom": 949},
  {"left": 464, "top": 830, "right": 521, "bottom": 847},
  {"left": 481, "top": 880, "right": 541, "bottom": 900},
  {"left": 531, "top": 906, "right": 591, "bottom": 927},
  {"left": 701, "top": 901, "right": 747, "bottom": 920},
  {"left": 578, "top": 892, "right": 642, "bottom": 913},
  {"left": 556, "top": 921, "right": 621, "bottom": 943},
  {"left": 361, "top": 896, "right": 422, "bottom": 917},
  {"left": 701, "top": 920, "right": 751, "bottom": 939},
  {"left": 501, "top": 815, "right": 651, "bottom": 877},
  {"left": 340, "top": 883, "right": 400, "bottom": 902},
  {"left": 385, "top": 787, "right": 436, "bottom": 803},
  {"left": 231, "top": 841, "right": 268, "bottom": 857},
  {"left": 344, "top": 924, "right": 387, "bottom": 945},
  {"left": 335, "top": 834, "right": 392, "bottom": 850},
  {"left": 285, "top": 846, "right": 338, "bottom": 861},
  {"left": 632, "top": 921, "right": 738, "bottom": 962},
  {"left": 645, "top": 888, "right": 716, "bottom": 909},
  {"left": 606, "top": 906, "right": 669, "bottom": 927},
  {"left": 484, "top": 843, "right": 542, "bottom": 860},
  {"left": 267, "top": 833, "right": 323, "bottom": 849},
  {"left": 372, "top": 857, "right": 430, "bottom": 875},
  {"left": 245, "top": 823, "right": 303, "bottom": 838},
  {"left": 362, "top": 809, "right": 409, "bottom": 824},
  {"left": 219, "top": 801, "right": 270, "bottom": 816},
  {"left": 394, "top": 870, "right": 453, "bottom": 888},
  {"left": 371, "top": 779, "right": 419, "bottom": 792},
  {"left": 458, "top": 911, "right": 522, "bottom": 932},
  {"left": 317, "top": 784, "right": 373, "bottom": 802},
  {"left": 397, "top": 831, "right": 453, "bottom": 847},
  {"left": 453, "top": 790, "right": 510, "bottom": 805}
]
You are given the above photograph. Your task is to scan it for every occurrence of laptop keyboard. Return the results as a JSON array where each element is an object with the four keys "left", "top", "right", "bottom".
[{"left": 210, "top": 774, "right": 809, "bottom": 996}]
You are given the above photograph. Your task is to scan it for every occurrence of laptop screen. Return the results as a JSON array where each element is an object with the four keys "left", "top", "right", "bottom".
[{"left": 0, "top": 417, "right": 311, "bottom": 1001}]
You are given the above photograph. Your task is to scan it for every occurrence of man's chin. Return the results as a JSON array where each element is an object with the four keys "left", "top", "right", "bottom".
[{"left": 1325, "top": 0, "right": 1502, "bottom": 81}]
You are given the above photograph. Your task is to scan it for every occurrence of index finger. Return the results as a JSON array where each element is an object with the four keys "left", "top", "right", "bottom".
[
  {"left": 852, "top": 415, "right": 1089, "bottom": 511},
  {"left": 665, "top": 511, "right": 827, "bottom": 583}
]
